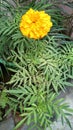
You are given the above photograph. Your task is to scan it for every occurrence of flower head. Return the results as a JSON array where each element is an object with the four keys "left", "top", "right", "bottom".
[{"left": 19, "top": 8, "right": 53, "bottom": 39}]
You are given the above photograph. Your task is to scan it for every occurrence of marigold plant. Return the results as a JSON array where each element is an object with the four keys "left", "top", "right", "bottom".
[
  {"left": 0, "top": 0, "right": 73, "bottom": 130},
  {"left": 19, "top": 8, "right": 53, "bottom": 39}
]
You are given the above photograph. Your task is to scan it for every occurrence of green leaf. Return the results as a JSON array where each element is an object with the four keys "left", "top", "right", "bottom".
[
  {"left": 13, "top": 118, "right": 27, "bottom": 130},
  {"left": 64, "top": 82, "right": 73, "bottom": 87},
  {"left": 65, "top": 117, "right": 72, "bottom": 130}
]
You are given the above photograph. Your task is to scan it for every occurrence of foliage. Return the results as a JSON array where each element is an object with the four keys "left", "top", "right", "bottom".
[
  {"left": 0, "top": 0, "right": 73, "bottom": 130},
  {"left": 0, "top": 0, "right": 66, "bottom": 58},
  {"left": 0, "top": 90, "right": 9, "bottom": 120},
  {"left": 6, "top": 39, "right": 73, "bottom": 129},
  {"left": 7, "top": 39, "right": 73, "bottom": 92},
  {"left": 5, "top": 87, "right": 73, "bottom": 130},
  {"left": 0, "top": 90, "right": 8, "bottom": 108}
]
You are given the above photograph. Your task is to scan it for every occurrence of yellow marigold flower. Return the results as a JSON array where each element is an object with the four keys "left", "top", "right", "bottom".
[{"left": 19, "top": 8, "right": 53, "bottom": 39}]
